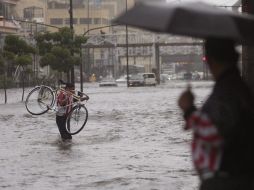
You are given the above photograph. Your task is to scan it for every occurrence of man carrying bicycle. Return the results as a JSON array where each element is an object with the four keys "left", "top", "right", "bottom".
[
  {"left": 56, "top": 83, "right": 75, "bottom": 141},
  {"left": 25, "top": 80, "right": 89, "bottom": 140}
]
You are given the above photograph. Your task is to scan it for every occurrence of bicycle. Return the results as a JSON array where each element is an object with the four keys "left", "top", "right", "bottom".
[{"left": 25, "top": 80, "right": 89, "bottom": 135}]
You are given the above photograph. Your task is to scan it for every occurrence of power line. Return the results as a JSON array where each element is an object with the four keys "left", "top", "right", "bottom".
[{"left": 5, "top": 17, "right": 60, "bottom": 29}]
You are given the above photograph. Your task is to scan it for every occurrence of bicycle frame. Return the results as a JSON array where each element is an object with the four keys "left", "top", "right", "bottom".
[
  {"left": 39, "top": 85, "right": 89, "bottom": 113},
  {"left": 25, "top": 84, "right": 89, "bottom": 135}
]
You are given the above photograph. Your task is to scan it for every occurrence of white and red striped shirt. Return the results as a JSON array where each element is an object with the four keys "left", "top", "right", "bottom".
[
  {"left": 185, "top": 111, "right": 223, "bottom": 179},
  {"left": 56, "top": 91, "right": 73, "bottom": 116}
]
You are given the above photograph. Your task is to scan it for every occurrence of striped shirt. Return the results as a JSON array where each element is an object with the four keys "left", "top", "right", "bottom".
[
  {"left": 56, "top": 91, "right": 73, "bottom": 116},
  {"left": 184, "top": 68, "right": 254, "bottom": 179},
  {"left": 186, "top": 111, "right": 223, "bottom": 179}
]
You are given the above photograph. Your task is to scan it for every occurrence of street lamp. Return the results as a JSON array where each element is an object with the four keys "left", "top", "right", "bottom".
[{"left": 87, "top": 0, "right": 90, "bottom": 34}]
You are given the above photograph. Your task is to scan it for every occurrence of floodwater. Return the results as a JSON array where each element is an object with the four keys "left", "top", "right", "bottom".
[{"left": 0, "top": 81, "right": 213, "bottom": 190}]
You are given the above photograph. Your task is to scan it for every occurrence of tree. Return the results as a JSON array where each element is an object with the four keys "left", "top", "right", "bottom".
[
  {"left": 2, "top": 35, "right": 36, "bottom": 102},
  {"left": 36, "top": 27, "right": 86, "bottom": 82},
  {"left": 4, "top": 35, "right": 36, "bottom": 72}
]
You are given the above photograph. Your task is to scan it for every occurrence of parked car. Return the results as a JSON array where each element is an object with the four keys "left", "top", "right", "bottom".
[
  {"left": 99, "top": 78, "right": 118, "bottom": 87},
  {"left": 129, "top": 75, "right": 144, "bottom": 87},
  {"left": 183, "top": 72, "right": 192, "bottom": 80},
  {"left": 141, "top": 73, "right": 157, "bottom": 86}
]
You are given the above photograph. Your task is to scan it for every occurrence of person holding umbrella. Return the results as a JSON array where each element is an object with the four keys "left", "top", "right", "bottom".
[
  {"left": 178, "top": 38, "right": 254, "bottom": 190},
  {"left": 114, "top": 2, "right": 254, "bottom": 189}
]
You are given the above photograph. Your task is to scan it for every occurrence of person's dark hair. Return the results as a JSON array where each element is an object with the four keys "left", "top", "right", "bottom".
[
  {"left": 205, "top": 38, "right": 239, "bottom": 65},
  {"left": 65, "top": 83, "right": 75, "bottom": 89}
]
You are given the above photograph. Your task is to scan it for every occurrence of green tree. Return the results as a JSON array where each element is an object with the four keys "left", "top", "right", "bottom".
[
  {"left": 4, "top": 35, "right": 36, "bottom": 74},
  {"left": 2, "top": 35, "right": 36, "bottom": 102},
  {"left": 36, "top": 27, "right": 86, "bottom": 82}
]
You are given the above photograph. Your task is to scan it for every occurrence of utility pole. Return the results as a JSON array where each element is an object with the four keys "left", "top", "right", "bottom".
[
  {"left": 87, "top": 0, "right": 90, "bottom": 87},
  {"left": 87, "top": 0, "right": 90, "bottom": 34},
  {"left": 69, "top": 0, "right": 75, "bottom": 85},
  {"left": 242, "top": 0, "right": 254, "bottom": 92},
  {"left": 126, "top": 0, "right": 130, "bottom": 87}
]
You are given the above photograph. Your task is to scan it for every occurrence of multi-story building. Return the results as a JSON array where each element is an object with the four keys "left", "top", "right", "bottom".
[
  {"left": 0, "top": 0, "right": 20, "bottom": 34},
  {"left": 15, "top": 0, "right": 134, "bottom": 35},
  {"left": 15, "top": 0, "right": 153, "bottom": 80},
  {"left": 46, "top": 0, "right": 134, "bottom": 35},
  {"left": 16, "top": 0, "right": 46, "bottom": 21},
  {"left": 16, "top": 0, "right": 48, "bottom": 36}
]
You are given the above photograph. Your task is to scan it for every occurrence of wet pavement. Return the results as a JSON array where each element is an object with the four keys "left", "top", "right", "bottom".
[{"left": 0, "top": 81, "right": 213, "bottom": 190}]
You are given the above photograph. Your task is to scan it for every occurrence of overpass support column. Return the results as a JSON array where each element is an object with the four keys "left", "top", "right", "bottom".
[{"left": 155, "top": 43, "right": 160, "bottom": 84}]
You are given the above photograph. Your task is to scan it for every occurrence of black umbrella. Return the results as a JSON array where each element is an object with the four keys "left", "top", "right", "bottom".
[{"left": 113, "top": 1, "right": 254, "bottom": 44}]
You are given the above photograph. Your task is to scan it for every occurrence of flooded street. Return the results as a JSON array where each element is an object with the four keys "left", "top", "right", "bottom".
[{"left": 0, "top": 81, "right": 213, "bottom": 190}]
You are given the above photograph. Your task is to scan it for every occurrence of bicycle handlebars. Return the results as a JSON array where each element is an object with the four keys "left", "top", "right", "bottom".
[{"left": 58, "top": 79, "right": 89, "bottom": 100}]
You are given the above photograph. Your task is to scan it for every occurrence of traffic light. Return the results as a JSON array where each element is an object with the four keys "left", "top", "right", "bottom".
[{"left": 202, "top": 56, "right": 207, "bottom": 62}]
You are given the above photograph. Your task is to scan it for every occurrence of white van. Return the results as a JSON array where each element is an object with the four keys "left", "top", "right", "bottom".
[{"left": 139, "top": 73, "right": 157, "bottom": 86}]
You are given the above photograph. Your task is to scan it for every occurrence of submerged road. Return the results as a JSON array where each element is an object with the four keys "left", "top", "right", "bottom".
[{"left": 0, "top": 81, "right": 213, "bottom": 190}]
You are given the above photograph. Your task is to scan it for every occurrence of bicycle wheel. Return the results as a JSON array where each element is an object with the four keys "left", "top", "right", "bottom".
[
  {"left": 66, "top": 104, "right": 88, "bottom": 135},
  {"left": 25, "top": 86, "right": 55, "bottom": 115}
]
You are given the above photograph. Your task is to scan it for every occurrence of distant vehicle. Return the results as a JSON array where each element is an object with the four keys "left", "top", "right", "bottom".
[
  {"left": 141, "top": 73, "right": 157, "bottom": 86},
  {"left": 192, "top": 72, "right": 201, "bottom": 80},
  {"left": 116, "top": 76, "right": 127, "bottom": 83},
  {"left": 129, "top": 75, "right": 144, "bottom": 87},
  {"left": 116, "top": 75, "right": 131, "bottom": 83},
  {"left": 160, "top": 74, "right": 171, "bottom": 83},
  {"left": 99, "top": 78, "right": 118, "bottom": 87},
  {"left": 183, "top": 72, "right": 192, "bottom": 80}
]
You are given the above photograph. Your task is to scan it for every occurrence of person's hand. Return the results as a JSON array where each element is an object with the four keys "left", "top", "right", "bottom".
[
  {"left": 81, "top": 95, "right": 89, "bottom": 101},
  {"left": 178, "top": 85, "right": 195, "bottom": 113}
]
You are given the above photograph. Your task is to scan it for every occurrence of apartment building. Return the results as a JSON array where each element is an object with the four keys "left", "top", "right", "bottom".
[
  {"left": 46, "top": 0, "right": 110, "bottom": 35},
  {"left": 14, "top": 0, "right": 144, "bottom": 79},
  {"left": 0, "top": 0, "right": 20, "bottom": 34},
  {"left": 15, "top": 0, "right": 133, "bottom": 35},
  {"left": 16, "top": 0, "right": 46, "bottom": 22},
  {"left": 15, "top": 0, "right": 46, "bottom": 36},
  {"left": 46, "top": 0, "right": 134, "bottom": 35}
]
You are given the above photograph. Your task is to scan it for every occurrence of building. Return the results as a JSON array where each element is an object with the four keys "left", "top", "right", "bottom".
[
  {"left": 0, "top": 0, "right": 20, "bottom": 34},
  {"left": 15, "top": 0, "right": 134, "bottom": 35},
  {"left": 46, "top": 0, "right": 134, "bottom": 35},
  {"left": 0, "top": 0, "right": 21, "bottom": 50},
  {"left": 16, "top": 0, "right": 47, "bottom": 36}
]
